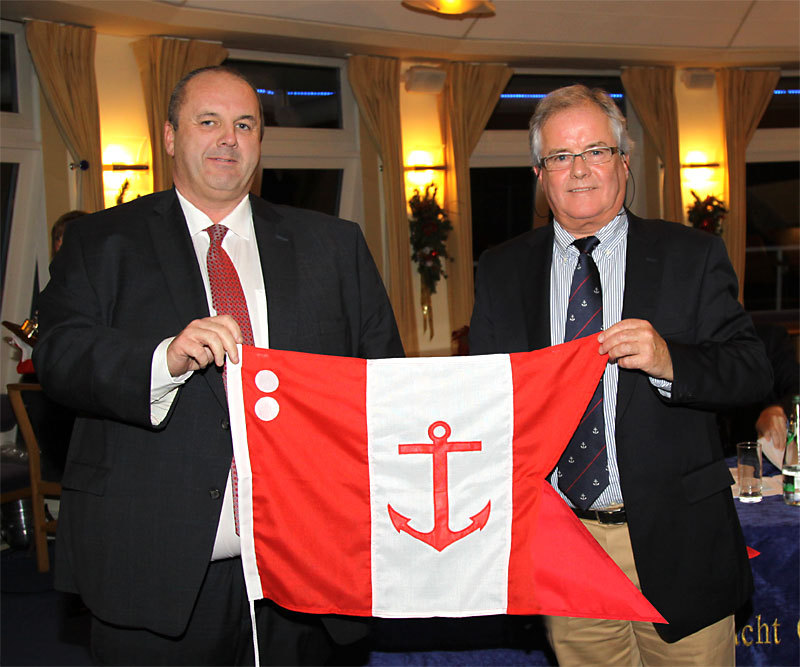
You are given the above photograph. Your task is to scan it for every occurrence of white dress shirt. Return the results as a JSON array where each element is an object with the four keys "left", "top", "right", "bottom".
[
  {"left": 548, "top": 210, "right": 672, "bottom": 510},
  {"left": 149, "top": 190, "right": 269, "bottom": 559}
]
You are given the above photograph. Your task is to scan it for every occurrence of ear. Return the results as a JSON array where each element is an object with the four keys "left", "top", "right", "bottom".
[{"left": 164, "top": 122, "right": 176, "bottom": 157}]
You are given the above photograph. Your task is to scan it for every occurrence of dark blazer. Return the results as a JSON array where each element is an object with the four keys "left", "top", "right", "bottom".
[
  {"left": 33, "top": 189, "right": 404, "bottom": 637},
  {"left": 469, "top": 212, "right": 772, "bottom": 642}
]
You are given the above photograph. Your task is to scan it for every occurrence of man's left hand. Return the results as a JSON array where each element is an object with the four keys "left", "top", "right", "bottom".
[{"left": 598, "top": 318, "right": 673, "bottom": 381}]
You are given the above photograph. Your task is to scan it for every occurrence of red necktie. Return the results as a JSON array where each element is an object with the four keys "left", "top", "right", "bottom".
[{"left": 205, "top": 223, "right": 254, "bottom": 534}]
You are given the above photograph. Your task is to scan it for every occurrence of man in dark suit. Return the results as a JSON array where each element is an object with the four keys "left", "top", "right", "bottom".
[
  {"left": 469, "top": 85, "right": 771, "bottom": 664},
  {"left": 33, "top": 66, "right": 403, "bottom": 665}
]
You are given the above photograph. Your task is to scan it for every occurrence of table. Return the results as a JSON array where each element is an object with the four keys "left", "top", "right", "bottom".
[{"left": 733, "top": 474, "right": 800, "bottom": 667}]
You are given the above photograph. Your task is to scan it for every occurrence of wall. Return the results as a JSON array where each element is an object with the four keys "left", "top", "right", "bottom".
[
  {"left": 94, "top": 34, "right": 153, "bottom": 208},
  {"left": 399, "top": 65, "right": 451, "bottom": 356},
  {"left": 674, "top": 69, "right": 727, "bottom": 219}
]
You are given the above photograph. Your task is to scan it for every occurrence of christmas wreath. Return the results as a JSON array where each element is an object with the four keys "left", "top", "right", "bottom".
[
  {"left": 687, "top": 190, "right": 727, "bottom": 235},
  {"left": 408, "top": 184, "right": 452, "bottom": 337}
]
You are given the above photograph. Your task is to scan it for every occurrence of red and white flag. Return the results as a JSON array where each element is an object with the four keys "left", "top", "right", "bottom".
[{"left": 226, "top": 336, "right": 665, "bottom": 623}]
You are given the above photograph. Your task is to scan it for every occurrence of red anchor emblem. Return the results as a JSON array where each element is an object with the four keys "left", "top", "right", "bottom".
[{"left": 387, "top": 421, "right": 491, "bottom": 552}]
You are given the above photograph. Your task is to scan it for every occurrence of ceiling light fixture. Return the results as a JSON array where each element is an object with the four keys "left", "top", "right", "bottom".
[{"left": 402, "top": 0, "right": 496, "bottom": 19}]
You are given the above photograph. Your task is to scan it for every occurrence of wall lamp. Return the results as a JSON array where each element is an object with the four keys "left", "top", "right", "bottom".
[{"left": 103, "top": 164, "right": 150, "bottom": 171}]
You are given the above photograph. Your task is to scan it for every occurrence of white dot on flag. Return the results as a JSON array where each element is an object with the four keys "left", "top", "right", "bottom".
[
  {"left": 255, "top": 369, "right": 279, "bottom": 393},
  {"left": 255, "top": 396, "right": 280, "bottom": 422}
]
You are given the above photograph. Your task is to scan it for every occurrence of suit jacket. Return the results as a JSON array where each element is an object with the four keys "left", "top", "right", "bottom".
[
  {"left": 33, "top": 189, "right": 404, "bottom": 637},
  {"left": 469, "top": 212, "right": 772, "bottom": 642}
]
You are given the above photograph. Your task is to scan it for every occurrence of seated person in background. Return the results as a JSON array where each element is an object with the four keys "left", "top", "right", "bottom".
[{"left": 720, "top": 323, "right": 799, "bottom": 464}]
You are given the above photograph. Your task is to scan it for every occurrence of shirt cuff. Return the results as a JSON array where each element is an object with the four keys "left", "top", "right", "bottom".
[
  {"left": 649, "top": 376, "right": 673, "bottom": 398},
  {"left": 150, "top": 337, "right": 192, "bottom": 426}
]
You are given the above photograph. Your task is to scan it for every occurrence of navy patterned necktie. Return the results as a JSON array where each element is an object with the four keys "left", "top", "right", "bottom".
[{"left": 557, "top": 236, "right": 609, "bottom": 510}]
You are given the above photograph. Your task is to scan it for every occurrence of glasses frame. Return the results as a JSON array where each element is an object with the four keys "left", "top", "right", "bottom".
[{"left": 540, "top": 146, "right": 623, "bottom": 172}]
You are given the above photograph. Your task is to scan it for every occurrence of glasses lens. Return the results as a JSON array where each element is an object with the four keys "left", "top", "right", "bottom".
[
  {"left": 543, "top": 154, "right": 573, "bottom": 171},
  {"left": 583, "top": 147, "right": 614, "bottom": 165}
]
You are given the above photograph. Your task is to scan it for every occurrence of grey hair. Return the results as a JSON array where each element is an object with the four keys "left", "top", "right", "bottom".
[{"left": 529, "top": 84, "right": 633, "bottom": 166}]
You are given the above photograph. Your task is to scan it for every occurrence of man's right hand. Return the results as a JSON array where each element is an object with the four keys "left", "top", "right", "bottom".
[{"left": 166, "top": 315, "right": 243, "bottom": 377}]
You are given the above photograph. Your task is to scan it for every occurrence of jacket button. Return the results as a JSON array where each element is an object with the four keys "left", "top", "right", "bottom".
[
  {"left": 209, "top": 488, "right": 221, "bottom": 500},
  {"left": 220, "top": 418, "right": 230, "bottom": 430}
]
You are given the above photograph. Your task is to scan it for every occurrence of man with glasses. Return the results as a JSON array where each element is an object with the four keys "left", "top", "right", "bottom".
[{"left": 470, "top": 85, "right": 771, "bottom": 664}]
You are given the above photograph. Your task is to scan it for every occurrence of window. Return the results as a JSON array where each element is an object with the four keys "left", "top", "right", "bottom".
[
  {"left": 485, "top": 74, "right": 626, "bottom": 131},
  {"left": 0, "top": 161, "right": 19, "bottom": 305},
  {"left": 260, "top": 168, "right": 342, "bottom": 217},
  {"left": 470, "top": 167, "right": 537, "bottom": 262},
  {"left": 223, "top": 50, "right": 362, "bottom": 226},
  {"left": 758, "top": 76, "right": 799, "bottom": 129},
  {"left": 1, "top": 20, "right": 49, "bottom": 393},
  {"left": 744, "top": 161, "right": 799, "bottom": 314},
  {"left": 1, "top": 32, "right": 18, "bottom": 113},
  {"left": 225, "top": 59, "right": 342, "bottom": 129}
]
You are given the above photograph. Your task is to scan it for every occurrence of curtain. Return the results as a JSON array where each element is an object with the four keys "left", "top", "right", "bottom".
[
  {"left": 440, "top": 62, "right": 513, "bottom": 333},
  {"left": 348, "top": 55, "right": 419, "bottom": 356},
  {"left": 132, "top": 37, "right": 228, "bottom": 193},
  {"left": 620, "top": 67, "right": 682, "bottom": 223},
  {"left": 25, "top": 20, "right": 104, "bottom": 213},
  {"left": 718, "top": 68, "right": 780, "bottom": 299}
]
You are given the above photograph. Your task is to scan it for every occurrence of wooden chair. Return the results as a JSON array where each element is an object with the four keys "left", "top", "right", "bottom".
[{"left": 1, "top": 383, "right": 62, "bottom": 571}]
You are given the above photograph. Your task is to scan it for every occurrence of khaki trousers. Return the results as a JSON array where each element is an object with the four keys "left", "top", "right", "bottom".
[{"left": 544, "top": 519, "right": 735, "bottom": 666}]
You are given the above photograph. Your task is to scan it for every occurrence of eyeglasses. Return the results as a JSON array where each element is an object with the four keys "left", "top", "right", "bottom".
[{"left": 540, "top": 147, "right": 623, "bottom": 172}]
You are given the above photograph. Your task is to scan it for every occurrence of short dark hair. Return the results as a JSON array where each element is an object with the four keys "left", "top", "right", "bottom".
[
  {"left": 167, "top": 65, "right": 263, "bottom": 137},
  {"left": 51, "top": 210, "right": 87, "bottom": 247}
]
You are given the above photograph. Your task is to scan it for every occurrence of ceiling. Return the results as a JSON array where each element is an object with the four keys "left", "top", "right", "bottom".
[{"left": 2, "top": 0, "right": 798, "bottom": 69}]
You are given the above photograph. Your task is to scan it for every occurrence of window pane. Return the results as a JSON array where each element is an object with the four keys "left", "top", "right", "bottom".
[
  {"left": 485, "top": 74, "right": 626, "bottom": 131},
  {"left": 260, "top": 168, "right": 342, "bottom": 217},
  {"left": 758, "top": 77, "right": 799, "bottom": 129},
  {"left": 1, "top": 161, "right": 19, "bottom": 309},
  {"left": 744, "top": 161, "right": 799, "bottom": 313},
  {"left": 470, "top": 167, "right": 537, "bottom": 267},
  {"left": 226, "top": 59, "right": 342, "bottom": 129},
  {"left": 1, "top": 32, "right": 18, "bottom": 113}
]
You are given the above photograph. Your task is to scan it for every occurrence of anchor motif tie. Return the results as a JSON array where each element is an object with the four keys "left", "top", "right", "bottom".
[
  {"left": 205, "top": 224, "right": 254, "bottom": 535},
  {"left": 557, "top": 236, "right": 609, "bottom": 510}
]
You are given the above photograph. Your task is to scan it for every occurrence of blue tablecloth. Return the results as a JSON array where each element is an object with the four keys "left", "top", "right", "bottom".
[
  {"left": 733, "top": 476, "right": 800, "bottom": 666},
  {"left": 367, "top": 468, "right": 799, "bottom": 666}
]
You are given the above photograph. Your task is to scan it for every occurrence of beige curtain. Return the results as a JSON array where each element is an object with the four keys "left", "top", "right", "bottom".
[
  {"left": 620, "top": 67, "right": 682, "bottom": 223},
  {"left": 348, "top": 55, "right": 419, "bottom": 356},
  {"left": 132, "top": 37, "right": 228, "bottom": 193},
  {"left": 25, "top": 21, "right": 104, "bottom": 213},
  {"left": 718, "top": 68, "right": 780, "bottom": 299},
  {"left": 440, "top": 62, "right": 513, "bottom": 333}
]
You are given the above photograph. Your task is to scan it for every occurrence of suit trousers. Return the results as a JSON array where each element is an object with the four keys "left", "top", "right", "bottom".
[
  {"left": 544, "top": 519, "right": 735, "bottom": 666},
  {"left": 90, "top": 556, "right": 333, "bottom": 666}
]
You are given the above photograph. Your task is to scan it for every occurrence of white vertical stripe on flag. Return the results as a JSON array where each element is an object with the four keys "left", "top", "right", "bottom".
[
  {"left": 227, "top": 347, "right": 263, "bottom": 602},
  {"left": 367, "top": 355, "right": 514, "bottom": 617}
]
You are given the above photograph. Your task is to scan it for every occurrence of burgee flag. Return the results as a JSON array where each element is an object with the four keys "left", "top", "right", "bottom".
[{"left": 226, "top": 336, "right": 665, "bottom": 624}]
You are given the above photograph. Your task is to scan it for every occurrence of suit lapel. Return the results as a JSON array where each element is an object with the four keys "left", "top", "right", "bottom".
[
  {"left": 616, "top": 213, "right": 662, "bottom": 420},
  {"left": 523, "top": 226, "right": 553, "bottom": 351},
  {"left": 147, "top": 190, "right": 227, "bottom": 410},
  {"left": 250, "top": 196, "right": 298, "bottom": 351}
]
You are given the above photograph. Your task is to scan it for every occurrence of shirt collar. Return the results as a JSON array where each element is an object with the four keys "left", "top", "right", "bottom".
[
  {"left": 175, "top": 189, "right": 253, "bottom": 241},
  {"left": 553, "top": 208, "right": 628, "bottom": 257}
]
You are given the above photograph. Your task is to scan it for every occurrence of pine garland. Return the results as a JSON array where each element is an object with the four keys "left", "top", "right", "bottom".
[
  {"left": 408, "top": 184, "right": 452, "bottom": 294},
  {"left": 687, "top": 190, "right": 727, "bottom": 235}
]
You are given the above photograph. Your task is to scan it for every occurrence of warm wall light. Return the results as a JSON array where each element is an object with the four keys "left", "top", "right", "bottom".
[
  {"left": 405, "top": 149, "right": 444, "bottom": 189},
  {"left": 102, "top": 142, "right": 153, "bottom": 209},
  {"left": 402, "top": 0, "right": 495, "bottom": 18},
  {"left": 680, "top": 150, "right": 724, "bottom": 212}
]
